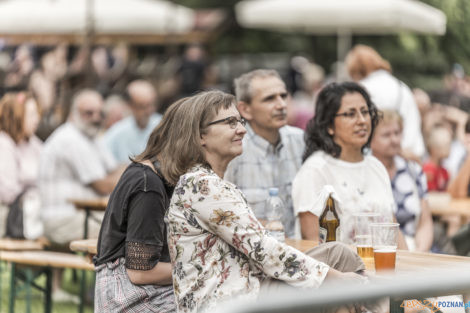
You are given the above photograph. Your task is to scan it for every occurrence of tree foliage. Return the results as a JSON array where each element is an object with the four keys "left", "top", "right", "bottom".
[{"left": 172, "top": 0, "right": 470, "bottom": 90}]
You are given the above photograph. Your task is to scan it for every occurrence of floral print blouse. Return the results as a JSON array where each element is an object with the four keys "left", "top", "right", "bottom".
[{"left": 167, "top": 165, "right": 330, "bottom": 313}]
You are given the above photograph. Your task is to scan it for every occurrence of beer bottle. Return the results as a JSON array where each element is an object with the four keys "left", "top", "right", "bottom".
[{"left": 319, "top": 195, "right": 340, "bottom": 243}]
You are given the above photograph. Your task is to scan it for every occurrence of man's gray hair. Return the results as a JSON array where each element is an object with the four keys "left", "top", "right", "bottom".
[
  {"left": 71, "top": 89, "right": 102, "bottom": 113},
  {"left": 234, "top": 69, "right": 282, "bottom": 104}
]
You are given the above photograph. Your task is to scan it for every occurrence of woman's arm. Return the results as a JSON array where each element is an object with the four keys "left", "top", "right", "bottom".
[
  {"left": 182, "top": 175, "right": 331, "bottom": 289},
  {"left": 447, "top": 155, "right": 470, "bottom": 198},
  {"left": 414, "top": 199, "right": 433, "bottom": 252},
  {"left": 299, "top": 212, "right": 319, "bottom": 241},
  {"left": 125, "top": 188, "right": 172, "bottom": 286},
  {"left": 126, "top": 262, "right": 172, "bottom": 285}
]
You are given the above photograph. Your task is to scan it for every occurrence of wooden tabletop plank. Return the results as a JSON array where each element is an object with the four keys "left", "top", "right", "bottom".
[
  {"left": 68, "top": 197, "right": 108, "bottom": 211},
  {"left": 0, "top": 238, "right": 45, "bottom": 251},
  {"left": 67, "top": 237, "right": 470, "bottom": 274},
  {"left": 70, "top": 239, "right": 98, "bottom": 255},
  {"left": 0, "top": 251, "right": 94, "bottom": 271},
  {"left": 428, "top": 193, "right": 470, "bottom": 218}
]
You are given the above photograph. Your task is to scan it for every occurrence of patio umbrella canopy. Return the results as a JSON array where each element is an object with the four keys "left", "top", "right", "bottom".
[
  {"left": 0, "top": 0, "right": 196, "bottom": 44},
  {"left": 236, "top": 0, "right": 446, "bottom": 35},
  {"left": 236, "top": 0, "right": 446, "bottom": 65}
]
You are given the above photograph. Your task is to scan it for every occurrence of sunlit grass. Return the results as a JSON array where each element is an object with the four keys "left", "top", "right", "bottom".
[{"left": 0, "top": 262, "right": 94, "bottom": 313}]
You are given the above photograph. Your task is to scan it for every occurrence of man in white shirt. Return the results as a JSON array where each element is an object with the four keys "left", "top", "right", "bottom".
[
  {"left": 104, "top": 80, "right": 162, "bottom": 162},
  {"left": 225, "top": 69, "right": 304, "bottom": 238},
  {"left": 39, "top": 89, "right": 125, "bottom": 245}
]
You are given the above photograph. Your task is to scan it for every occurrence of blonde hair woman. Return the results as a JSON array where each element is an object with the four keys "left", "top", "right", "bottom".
[{"left": 370, "top": 110, "right": 433, "bottom": 252}]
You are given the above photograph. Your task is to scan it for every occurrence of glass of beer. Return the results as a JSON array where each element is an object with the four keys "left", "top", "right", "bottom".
[
  {"left": 354, "top": 212, "right": 380, "bottom": 259},
  {"left": 371, "top": 222, "right": 399, "bottom": 272}
]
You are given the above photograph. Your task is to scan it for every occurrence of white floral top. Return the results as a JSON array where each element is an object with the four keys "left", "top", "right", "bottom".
[{"left": 167, "top": 165, "right": 330, "bottom": 313}]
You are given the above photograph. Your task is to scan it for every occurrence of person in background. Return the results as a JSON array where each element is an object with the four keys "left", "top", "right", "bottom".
[
  {"left": 345, "top": 44, "right": 425, "bottom": 161},
  {"left": 422, "top": 126, "right": 452, "bottom": 192},
  {"left": 39, "top": 89, "right": 125, "bottom": 245},
  {"left": 292, "top": 82, "right": 407, "bottom": 249},
  {"left": 177, "top": 44, "right": 207, "bottom": 97},
  {"left": 0, "top": 92, "right": 42, "bottom": 238},
  {"left": 448, "top": 119, "right": 470, "bottom": 198},
  {"left": 371, "top": 110, "right": 433, "bottom": 252},
  {"left": 166, "top": 90, "right": 366, "bottom": 313},
  {"left": 104, "top": 79, "right": 162, "bottom": 163},
  {"left": 102, "top": 94, "right": 130, "bottom": 130},
  {"left": 94, "top": 98, "right": 185, "bottom": 313},
  {"left": 225, "top": 69, "right": 303, "bottom": 238}
]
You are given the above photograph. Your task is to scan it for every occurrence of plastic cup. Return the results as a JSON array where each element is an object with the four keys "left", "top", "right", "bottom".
[
  {"left": 353, "top": 212, "right": 380, "bottom": 259},
  {"left": 371, "top": 222, "right": 399, "bottom": 272}
]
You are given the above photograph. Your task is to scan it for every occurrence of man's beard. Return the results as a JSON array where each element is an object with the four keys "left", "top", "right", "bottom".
[{"left": 75, "top": 119, "right": 102, "bottom": 138}]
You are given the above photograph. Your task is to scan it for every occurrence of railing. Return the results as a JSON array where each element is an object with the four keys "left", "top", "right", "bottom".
[{"left": 214, "top": 268, "right": 470, "bottom": 313}]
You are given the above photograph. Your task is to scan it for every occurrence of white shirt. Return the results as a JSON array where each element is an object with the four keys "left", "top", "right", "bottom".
[
  {"left": 360, "top": 70, "right": 425, "bottom": 158},
  {"left": 292, "top": 151, "right": 395, "bottom": 243},
  {"left": 39, "top": 123, "right": 117, "bottom": 219}
]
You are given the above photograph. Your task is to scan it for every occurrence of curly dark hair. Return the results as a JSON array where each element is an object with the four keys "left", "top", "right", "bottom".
[{"left": 303, "top": 81, "right": 380, "bottom": 162}]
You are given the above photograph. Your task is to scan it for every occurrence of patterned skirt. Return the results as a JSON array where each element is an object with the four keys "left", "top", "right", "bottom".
[{"left": 95, "top": 258, "right": 176, "bottom": 313}]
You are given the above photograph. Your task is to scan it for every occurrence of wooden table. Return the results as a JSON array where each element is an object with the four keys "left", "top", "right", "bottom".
[
  {"left": 0, "top": 238, "right": 46, "bottom": 251},
  {"left": 285, "top": 238, "right": 470, "bottom": 273},
  {"left": 70, "top": 238, "right": 470, "bottom": 274},
  {"left": 70, "top": 238, "right": 98, "bottom": 263},
  {"left": 431, "top": 198, "right": 470, "bottom": 219},
  {"left": 69, "top": 197, "right": 108, "bottom": 239}
]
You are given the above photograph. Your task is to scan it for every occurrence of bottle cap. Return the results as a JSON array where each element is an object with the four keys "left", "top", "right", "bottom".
[{"left": 268, "top": 187, "right": 279, "bottom": 196}]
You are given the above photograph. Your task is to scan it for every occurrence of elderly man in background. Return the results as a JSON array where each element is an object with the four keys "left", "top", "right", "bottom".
[
  {"left": 39, "top": 89, "right": 125, "bottom": 245},
  {"left": 104, "top": 79, "right": 162, "bottom": 162},
  {"left": 225, "top": 69, "right": 303, "bottom": 238}
]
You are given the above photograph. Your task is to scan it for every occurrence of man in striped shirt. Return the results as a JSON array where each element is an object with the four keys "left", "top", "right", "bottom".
[{"left": 225, "top": 69, "right": 305, "bottom": 238}]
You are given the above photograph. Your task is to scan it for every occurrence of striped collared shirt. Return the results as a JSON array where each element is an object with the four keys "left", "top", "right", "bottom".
[{"left": 224, "top": 123, "right": 305, "bottom": 238}]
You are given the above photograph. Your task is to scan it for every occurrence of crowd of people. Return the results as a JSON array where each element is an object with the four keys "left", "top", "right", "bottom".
[{"left": 1, "top": 42, "right": 470, "bottom": 312}]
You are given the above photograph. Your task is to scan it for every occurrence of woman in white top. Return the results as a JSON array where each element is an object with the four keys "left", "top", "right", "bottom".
[
  {"left": 0, "top": 92, "right": 42, "bottom": 238},
  {"left": 292, "top": 82, "right": 406, "bottom": 247}
]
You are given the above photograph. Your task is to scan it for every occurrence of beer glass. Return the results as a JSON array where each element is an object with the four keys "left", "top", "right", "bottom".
[
  {"left": 371, "top": 222, "right": 399, "bottom": 272},
  {"left": 353, "top": 212, "right": 380, "bottom": 259}
]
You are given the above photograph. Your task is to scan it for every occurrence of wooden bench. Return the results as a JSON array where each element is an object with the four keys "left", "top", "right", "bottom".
[
  {"left": 0, "top": 250, "right": 93, "bottom": 313},
  {"left": 0, "top": 238, "right": 46, "bottom": 251}
]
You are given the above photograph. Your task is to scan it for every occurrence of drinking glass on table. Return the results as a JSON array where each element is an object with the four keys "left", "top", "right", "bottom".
[
  {"left": 371, "top": 222, "right": 399, "bottom": 272},
  {"left": 353, "top": 212, "right": 380, "bottom": 259}
]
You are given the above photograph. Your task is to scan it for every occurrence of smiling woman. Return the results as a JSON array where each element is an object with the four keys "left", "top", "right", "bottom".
[
  {"left": 165, "top": 90, "right": 367, "bottom": 313},
  {"left": 292, "top": 82, "right": 407, "bottom": 246}
]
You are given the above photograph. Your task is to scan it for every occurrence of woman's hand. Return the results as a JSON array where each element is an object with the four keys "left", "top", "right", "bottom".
[{"left": 324, "top": 268, "right": 368, "bottom": 285}]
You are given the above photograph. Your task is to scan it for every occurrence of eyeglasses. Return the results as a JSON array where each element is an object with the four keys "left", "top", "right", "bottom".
[
  {"left": 80, "top": 109, "right": 105, "bottom": 119},
  {"left": 335, "top": 109, "right": 371, "bottom": 120},
  {"left": 207, "top": 116, "right": 247, "bottom": 129}
]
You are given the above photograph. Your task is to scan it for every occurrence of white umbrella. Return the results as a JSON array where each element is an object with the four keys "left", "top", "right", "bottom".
[
  {"left": 236, "top": 0, "right": 446, "bottom": 63},
  {"left": 0, "top": 0, "right": 195, "bottom": 44}
]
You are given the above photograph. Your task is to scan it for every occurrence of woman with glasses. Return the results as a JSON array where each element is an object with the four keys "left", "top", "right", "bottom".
[
  {"left": 166, "top": 90, "right": 366, "bottom": 313},
  {"left": 292, "top": 82, "right": 407, "bottom": 246}
]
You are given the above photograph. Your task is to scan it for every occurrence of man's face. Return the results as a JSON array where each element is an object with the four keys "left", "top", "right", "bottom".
[
  {"left": 75, "top": 95, "right": 104, "bottom": 138},
  {"left": 244, "top": 76, "right": 288, "bottom": 132},
  {"left": 131, "top": 93, "right": 155, "bottom": 129}
]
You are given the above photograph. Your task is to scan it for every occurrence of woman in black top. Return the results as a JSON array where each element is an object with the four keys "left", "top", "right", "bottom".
[{"left": 94, "top": 98, "right": 186, "bottom": 313}]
